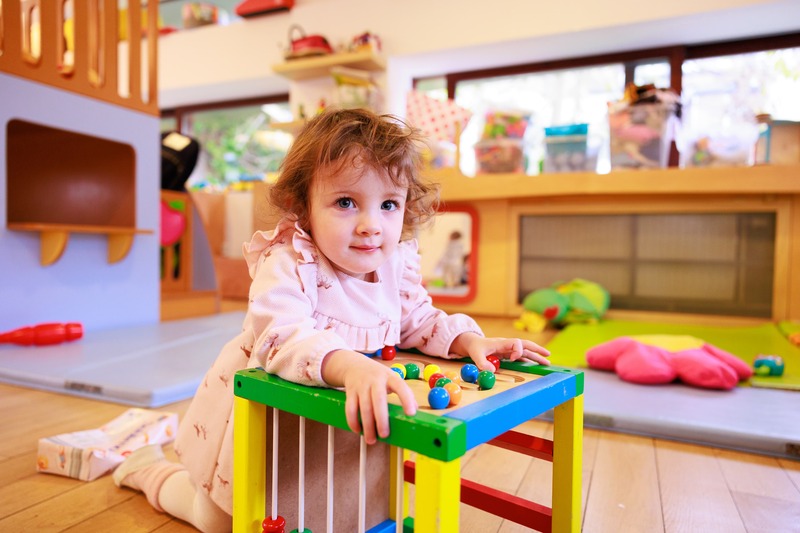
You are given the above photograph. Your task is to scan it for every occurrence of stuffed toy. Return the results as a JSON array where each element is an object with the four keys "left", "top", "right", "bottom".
[
  {"left": 586, "top": 334, "right": 753, "bottom": 390},
  {"left": 514, "top": 278, "right": 609, "bottom": 333}
]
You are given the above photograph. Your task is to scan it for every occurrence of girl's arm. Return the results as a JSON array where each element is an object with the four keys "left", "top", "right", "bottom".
[
  {"left": 321, "top": 349, "right": 417, "bottom": 445},
  {"left": 449, "top": 332, "right": 551, "bottom": 373}
]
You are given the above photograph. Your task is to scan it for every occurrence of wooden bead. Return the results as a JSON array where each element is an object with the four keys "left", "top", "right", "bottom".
[{"left": 381, "top": 345, "right": 397, "bottom": 360}]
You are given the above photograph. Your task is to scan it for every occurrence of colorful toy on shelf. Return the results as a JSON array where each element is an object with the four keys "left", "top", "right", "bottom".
[
  {"left": 753, "top": 354, "right": 785, "bottom": 377},
  {"left": 285, "top": 24, "right": 333, "bottom": 60},
  {"left": 349, "top": 31, "right": 382, "bottom": 53},
  {"left": 0, "top": 322, "right": 83, "bottom": 346},
  {"left": 235, "top": 0, "right": 294, "bottom": 18},
  {"left": 514, "top": 278, "right": 610, "bottom": 333}
]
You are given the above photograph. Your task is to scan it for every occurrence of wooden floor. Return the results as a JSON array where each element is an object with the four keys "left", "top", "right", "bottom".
[{"left": 2, "top": 303, "right": 799, "bottom": 532}]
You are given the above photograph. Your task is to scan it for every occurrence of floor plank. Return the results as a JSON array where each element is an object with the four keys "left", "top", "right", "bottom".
[
  {"left": 582, "top": 432, "right": 664, "bottom": 533},
  {"left": 656, "top": 439, "right": 746, "bottom": 533}
]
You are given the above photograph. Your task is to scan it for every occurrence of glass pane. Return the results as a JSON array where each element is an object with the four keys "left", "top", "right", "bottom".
[
  {"left": 455, "top": 64, "right": 625, "bottom": 175},
  {"left": 680, "top": 47, "right": 800, "bottom": 166},
  {"left": 184, "top": 102, "right": 292, "bottom": 188},
  {"left": 634, "top": 61, "right": 671, "bottom": 88},
  {"left": 415, "top": 76, "right": 448, "bottom": 101}
]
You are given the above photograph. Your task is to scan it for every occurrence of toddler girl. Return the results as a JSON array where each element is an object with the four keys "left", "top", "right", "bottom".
[{"left": 113, "top": 108, "right": 550, "bottom": 531}]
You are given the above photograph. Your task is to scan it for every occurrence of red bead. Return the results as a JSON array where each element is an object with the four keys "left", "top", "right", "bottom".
[
  {"left": 381, "top": 345, "right": 396, "bottom": 361},
  {"left": 263, "top": 515, "right": 286, "bottom": 533},
  {"left": 486, "top": 355, "right": 501, "bottom": 371},
  {"left": 428, "top": 372, "right": 445, "bottom": 389}
]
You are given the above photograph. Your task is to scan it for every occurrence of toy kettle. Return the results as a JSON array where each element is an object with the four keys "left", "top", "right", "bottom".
[{"left": 285, "top": 24, "right": 333, "bottom": 60}]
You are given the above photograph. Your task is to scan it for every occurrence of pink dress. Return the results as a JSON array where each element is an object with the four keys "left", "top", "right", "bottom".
[{"left": 174, "top": 218, "right": 483, "bottom": 514}]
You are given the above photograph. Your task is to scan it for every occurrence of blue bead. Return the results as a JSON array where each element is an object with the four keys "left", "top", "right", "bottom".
[
  {"left": 460, "top": 363, "right": 479, "bottom": 383},
  {"left": 428, "top": 387, "right": 450, "bottom": 409}
]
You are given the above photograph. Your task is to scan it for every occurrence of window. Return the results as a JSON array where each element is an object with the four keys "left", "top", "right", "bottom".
[
  {"left": 165, "top": 98, "right": 292, "bottom": 188},
  {"left": 427, "top": 32, "right": 800, "bottom": 175}
]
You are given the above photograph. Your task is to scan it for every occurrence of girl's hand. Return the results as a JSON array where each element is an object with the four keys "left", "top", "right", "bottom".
[
  {"left": 321, "top": 350, "right": 418, "bottom": 445},
  {"left": 451, "top": 332, "right": 551, "bottom": 373}
]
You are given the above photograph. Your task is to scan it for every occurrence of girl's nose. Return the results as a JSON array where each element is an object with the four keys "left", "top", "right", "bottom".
[{"left": 357, "top": 211, "right": 381, "bottom": 235}]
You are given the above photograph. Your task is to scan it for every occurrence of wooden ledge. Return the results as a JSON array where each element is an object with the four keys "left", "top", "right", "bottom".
[{"left": 7, "top": 223, "right": 153, "bottom": 266}]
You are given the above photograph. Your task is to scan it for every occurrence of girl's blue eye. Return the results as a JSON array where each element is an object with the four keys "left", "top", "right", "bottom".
[
  {"left": 336, "top": 198, "right": 353, "bottom": 208},
  {"left": 381, "top": 200, "right": 399, "bottom": 211}
]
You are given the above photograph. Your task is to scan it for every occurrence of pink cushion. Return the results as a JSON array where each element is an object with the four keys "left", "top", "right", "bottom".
[{"left": 586, "top": 336, "right": 753, "bottom": 390}]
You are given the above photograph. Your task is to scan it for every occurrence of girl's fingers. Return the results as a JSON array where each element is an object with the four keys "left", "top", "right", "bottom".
[
  {"left": 359, "top": 395, "right": 377, "bottom": 445},
  {"left": 371, "top": 386, "right": 390, "bottom": 440},
  {"left": 345, "top": 394, "right": 361, "bottom": 435}
]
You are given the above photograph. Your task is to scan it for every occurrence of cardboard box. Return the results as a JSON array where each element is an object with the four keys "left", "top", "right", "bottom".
[
  {"left": 755, "top": 120, "right": 800, "bottom": 164},
  {"left": 37, "top": 408, "right": 178, "bottom": 481}
]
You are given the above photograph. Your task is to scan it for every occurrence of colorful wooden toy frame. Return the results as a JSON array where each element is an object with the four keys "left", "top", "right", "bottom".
[{"left": 232, "top": 359, "right": 584, "bottom": 532}]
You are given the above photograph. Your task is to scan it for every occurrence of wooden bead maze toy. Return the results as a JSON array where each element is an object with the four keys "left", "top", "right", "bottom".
[{"left": 233, "top": 354, "right": 584, "bottom": 532}]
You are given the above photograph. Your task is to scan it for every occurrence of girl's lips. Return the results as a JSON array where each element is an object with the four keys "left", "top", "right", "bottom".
[{"left": 352, "top": 245, "right": 379, "bottom": 252}]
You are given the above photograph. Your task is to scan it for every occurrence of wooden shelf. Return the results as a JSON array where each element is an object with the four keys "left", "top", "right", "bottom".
[
  {"left": 270, "top": 120, "right": 306, "bottom": 135},
  {"left": 431, "top": 164, "right": 800, "bottom": 202},
  {"left": 271, "top": 49, "right": 386, "bottom": 81},
  {"left": 8, "top": 223, "right": 153, "bottom": 266}
]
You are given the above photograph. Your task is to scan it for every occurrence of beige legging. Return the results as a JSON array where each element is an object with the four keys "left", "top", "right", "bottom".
[{"left": 159, "top": 470, "right": 232, "bottom": 532}]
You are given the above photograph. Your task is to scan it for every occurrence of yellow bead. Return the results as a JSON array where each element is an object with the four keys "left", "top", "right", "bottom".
[
  {"left": 423, "top": 364, "right": 441, "bottom": 382},
  {"left": 390, "top": 363, "right": 406, "bottom": 379}
]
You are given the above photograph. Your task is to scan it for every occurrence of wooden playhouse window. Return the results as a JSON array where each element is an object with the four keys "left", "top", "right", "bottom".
[{"left": 6, "top": 118, "right": 150, "bottom": 265}]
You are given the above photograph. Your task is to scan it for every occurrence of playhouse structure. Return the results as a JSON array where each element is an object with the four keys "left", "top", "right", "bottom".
[{"left": 0, "top": 1, "right": 161, "bottom": 332}]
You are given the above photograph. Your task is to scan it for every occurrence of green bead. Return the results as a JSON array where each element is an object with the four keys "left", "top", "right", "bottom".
[
  {"left": 434, "top": 377, "right": 452, "bottom": 388},
  {"left": 478, "top": 370, "right": 496, "bottom": 390},
  {"left": 404, "top": 362, "right": 421, "bottom": 380}
]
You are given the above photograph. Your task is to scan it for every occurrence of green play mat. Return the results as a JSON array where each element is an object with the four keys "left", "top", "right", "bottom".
[{"left": 545, "top": 320, "right": 800, "bottom": 390}]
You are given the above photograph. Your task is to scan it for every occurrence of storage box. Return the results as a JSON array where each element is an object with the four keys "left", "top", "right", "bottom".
[
  {"left": 543, "top": 123, "right": 592, "bottom": 173},
  {"left": 474, "top": 138, "right": 525, "bottom": 174},
  {"left": 608, "top": 102, "right": 676, "bottom": 170},
  {"left": 755, "top": 120, "right": 800, "bottom": 165},
  {"left": 37, "top": 408, "right": 178, "bottom": 481}
]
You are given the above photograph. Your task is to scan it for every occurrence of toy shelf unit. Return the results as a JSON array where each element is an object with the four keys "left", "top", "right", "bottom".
[
  {"left": 272, "top": 48, "right": 386, "bottom": 81},
  {"left": 5, "top": 119, "right": 152, "bottom": 266},
  {"left": 233, "top": 355, "right": 584, "bottom": 533}
]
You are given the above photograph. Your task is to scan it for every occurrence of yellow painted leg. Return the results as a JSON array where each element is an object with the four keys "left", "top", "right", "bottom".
[
  {"left": 552, "top": 395, "right": 584, "bottom": 533},
  {"left": 389, "top": 447, "right": 402, "bottom": 524},
  {"left": 414, "top": 454, "right": 460, "bottom": 533},
  {"left": 233, "top": 396, "right": 268, "bottom": 533}
]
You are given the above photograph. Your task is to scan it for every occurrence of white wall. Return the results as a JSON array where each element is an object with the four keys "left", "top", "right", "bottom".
[{"left": 160, "top": 0, "right": 800, "bottom": 112}]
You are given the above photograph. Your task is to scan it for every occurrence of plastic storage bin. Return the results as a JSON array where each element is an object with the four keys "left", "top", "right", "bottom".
[
  {"left": 608, "top": 102, "right": 676, "bottom": 169},
  {"left": 474, "top": 138, "right": 525, "bottom": 173},
  {"left": 543, "top": 123, "right": 592, "bottom": 173}
]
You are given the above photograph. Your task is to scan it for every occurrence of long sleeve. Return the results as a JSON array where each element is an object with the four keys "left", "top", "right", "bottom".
[
  {"left": 243, "top": 224, "right": 349, "bottom": 387},
  {"left": 396, "top": 240, "right": 484, "bottom": 357}
]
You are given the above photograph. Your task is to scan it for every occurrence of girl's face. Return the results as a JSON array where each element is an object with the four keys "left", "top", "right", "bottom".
[{"left": 308, "top": 159, "right": 407, "bottom": 281}]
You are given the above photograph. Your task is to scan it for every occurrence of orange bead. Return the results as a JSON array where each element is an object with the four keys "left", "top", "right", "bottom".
[
  {"left": 444, "top": 370, "right": 460, "bottom": 382},
  {"left": 443, "top": 382, "right": 462, "bottom": 406}
]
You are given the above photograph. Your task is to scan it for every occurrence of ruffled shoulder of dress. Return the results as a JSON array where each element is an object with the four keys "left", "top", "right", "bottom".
[
  {"left": 242, "top": 217, "right": 318, "bottom": 277},
  {"left": 398, "top": 238, "right": 422, "bottom": 287}
]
